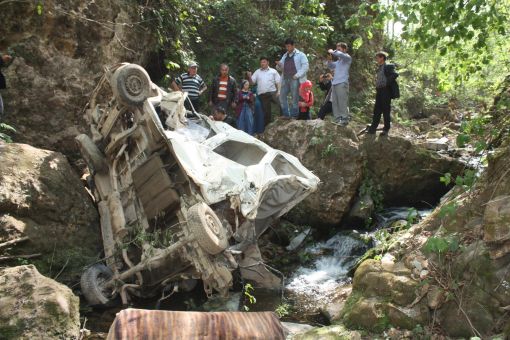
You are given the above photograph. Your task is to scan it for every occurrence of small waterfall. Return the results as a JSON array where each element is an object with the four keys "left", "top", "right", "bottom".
[{"left": 285, "top": 233, "right": 369, "bottom": 310}]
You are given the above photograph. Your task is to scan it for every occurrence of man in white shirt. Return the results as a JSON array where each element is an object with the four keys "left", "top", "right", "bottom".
[{"left": 247, "top": 57, "right": 281, "bottom": 127}]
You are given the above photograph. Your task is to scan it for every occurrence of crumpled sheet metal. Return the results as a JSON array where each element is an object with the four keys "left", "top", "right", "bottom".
[
  {"left": 165, "top": 121, "right": 319, "bottom": 220},
  {"left": 106, "top": 308, "right": 285, "bottom": 340}
]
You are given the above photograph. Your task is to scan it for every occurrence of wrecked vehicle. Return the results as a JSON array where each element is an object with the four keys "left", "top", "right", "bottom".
[{"left": 76, "top": 63, "right": 319, "bottom": 306}]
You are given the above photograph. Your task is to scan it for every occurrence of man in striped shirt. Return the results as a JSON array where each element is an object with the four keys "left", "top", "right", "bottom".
[
  {"left": 209, "top": 64, "right": 237, "bottom": 114},
  {"left": 171, "top": 62, "right": 207, "bottom": 112}
]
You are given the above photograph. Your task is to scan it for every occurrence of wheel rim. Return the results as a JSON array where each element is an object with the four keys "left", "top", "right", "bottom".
[
  {"left": 205, "top": 213, "right": 220, "bottom": 235},
  {"left": 125, "top": 73, "right": 145, "bottom": 97}
]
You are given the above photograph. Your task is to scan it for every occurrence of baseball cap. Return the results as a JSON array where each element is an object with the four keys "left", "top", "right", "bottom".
[{"left": 188, "top": 62, "right": 198, "bottom": 68}]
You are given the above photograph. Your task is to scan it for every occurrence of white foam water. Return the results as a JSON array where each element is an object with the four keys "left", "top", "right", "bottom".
[{"left": 285, "top": 233, "right": 366, "bottom": 309}]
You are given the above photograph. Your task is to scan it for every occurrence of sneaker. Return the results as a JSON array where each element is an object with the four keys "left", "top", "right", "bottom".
[
  {"left": 366, "top": 130, "right": 376, "bottom": 135},
  {"left": 380, "top": 130, "right": 389, "bottom": 136}
]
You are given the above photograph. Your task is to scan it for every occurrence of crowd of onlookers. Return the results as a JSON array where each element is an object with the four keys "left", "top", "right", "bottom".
[
  {"left": 169, "top": 38, "right": 357, "bottom": 137},
  {"left": 0, "top": 38, "right": 397, "bottom": 138}
]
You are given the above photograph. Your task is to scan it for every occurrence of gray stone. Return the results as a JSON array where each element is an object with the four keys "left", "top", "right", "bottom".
[
  {"left": 0, "top": 143, "right": 100, "bottom": 283},
  {"left": 0, "top": 265, "right": 80, "bottom": 339}
]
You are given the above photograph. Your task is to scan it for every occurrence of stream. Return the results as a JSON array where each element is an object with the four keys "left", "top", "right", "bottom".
[{"left": 84, "top": 207, "right": 432, "bottom": 333}]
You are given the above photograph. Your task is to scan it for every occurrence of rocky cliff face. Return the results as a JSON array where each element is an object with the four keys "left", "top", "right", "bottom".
[
  {"left": 0, "top": 142, "right": 100, "bottom": 284},
  {"left": 0, "top": 1, "right": 156, "bottom": 156}
]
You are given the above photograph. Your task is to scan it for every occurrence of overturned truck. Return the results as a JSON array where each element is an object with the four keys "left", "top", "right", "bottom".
[{"left": 77, "top": 63, "right": 319, "bottom": 306}]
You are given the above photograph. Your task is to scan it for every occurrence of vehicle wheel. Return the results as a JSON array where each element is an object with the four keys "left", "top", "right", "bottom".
[
  {"left": 75, "top": 134, "right": 107, "bottom": 173},
  {"left": 80, "top": 264, "right": 118, "bottom": 307},
  {"left": 187, "top": 203, "right": 228, "bottom": 255},
  {"left": 111, "top": 64, "right": 151, "bottom": 106}
]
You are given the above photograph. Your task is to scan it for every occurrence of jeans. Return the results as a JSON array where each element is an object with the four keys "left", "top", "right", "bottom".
[{"left": 280, "top": 77, "right": 299, "bottom": 118}]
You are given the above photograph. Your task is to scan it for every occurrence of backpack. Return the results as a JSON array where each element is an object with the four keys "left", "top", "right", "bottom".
[{"left": 384, "top": 64, "right": 400, "bottom": 99}]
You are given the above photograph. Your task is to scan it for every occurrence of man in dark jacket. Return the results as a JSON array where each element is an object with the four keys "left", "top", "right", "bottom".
[
  {"left": 367, "top": 51, "right": 399, "bottom": 136},
  {"left": 209, "top": 64, "right": 237, "bottom": 114},
  {"left": 0, "top": 53, "right": 13, "bottom": 118}
]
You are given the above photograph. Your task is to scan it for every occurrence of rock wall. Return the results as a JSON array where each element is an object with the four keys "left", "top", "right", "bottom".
[
  {"left": 0, "top": 142, "right": 100, "bottom": 283},
  {"left": 342, "top": 143, "right": 510, "bottom": 337},
  {"left": 0, "top": 1, "right": 156, "bottom": 156}
]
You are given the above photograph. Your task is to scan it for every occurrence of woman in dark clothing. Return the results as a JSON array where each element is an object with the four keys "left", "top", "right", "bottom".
[{"left": 236, "top": 80, "right": 255, "bottom": 135}]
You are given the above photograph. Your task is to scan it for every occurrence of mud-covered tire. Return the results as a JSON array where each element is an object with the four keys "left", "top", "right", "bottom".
[
  {"left": 187, "top": 203, "right": 228, "bottom": 255},
  {"left": 75, "top": 134, "right": 107, "bottom": 173},
  {"left": 111, "top": 64, "right": 151, "bottom": 106},
  {"left": 80, "top": 264, "right": 117, "bottom": 307}
]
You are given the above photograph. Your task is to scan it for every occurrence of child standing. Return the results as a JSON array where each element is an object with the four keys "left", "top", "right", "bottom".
[
  {"left": 298, "top": 80, "right": 314, "bottom": 120},
  {"left": 236, "top": 80, "right": 255, "bottom": 135}
]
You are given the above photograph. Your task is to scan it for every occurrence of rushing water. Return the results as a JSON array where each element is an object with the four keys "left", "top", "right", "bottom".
[
  {"left": 84, "top": 207, "right": 433, "bottom": 332},
  {"left": 283, "top": 207, "right": 432, "bottom": 314},
  {"left": 285, "top": 232, "right": 368, "bottom": 311}
]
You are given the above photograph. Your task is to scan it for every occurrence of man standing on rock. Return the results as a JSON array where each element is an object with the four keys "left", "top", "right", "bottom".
[
  {"left": 367, "top": 51, "right": 399, "bottom": 136},
  {"left": 276, "top": 38, "right": 309, "bottom": 119},
  {"left": 171, "top": 62, "right": 207, "bottom": 112},
  {"left": 0, "top": 53, "right": 13, "bottom": 119},
  {"left": 247, "top": 57, "right": 281, "bottom": 128},
  {"left": 209, "top": 63, "right": 237, "bottom": 114},
  {"left": 328, "top": 43, "right": 352, "bottom": 126}
]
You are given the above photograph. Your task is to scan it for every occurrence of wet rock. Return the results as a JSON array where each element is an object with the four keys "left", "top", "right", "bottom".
[
  {"left": 483, "top": 195, "right": 510, "bottom": 259},
  {"left": 262, "top": 120, "right": 363, "bottom": 226},
  {"left": 1, "top": 2, "right": 156, "bottom": 156},
  {"left": 361, "top": 135, "right": 464, "bottom": 206},
  {"left": 353, "top": 259, "right": 417, "bottom": 306},
  {"left": 344, "top": 194, "right": 374, "bottom": 227},
  {"left": 0, "top": 265, "right": 80, "bottom": 339},
  {"left": 321, "top": 285, "right": 352, "bottom": 322},
  {"left": 292, "top": 324, "right": 360, "bottom": 340},
  {"left": 342, "top": 296, "right": 388, "bottom": 332},
  {"left": 385, "top": 302, "right": 429, "bottom": 330},
  {"left": 281, "top": 322, "right": 315, "bottom": 338},
  {"left": 0, "top": 143, "right": 100, "bottom": 283}
]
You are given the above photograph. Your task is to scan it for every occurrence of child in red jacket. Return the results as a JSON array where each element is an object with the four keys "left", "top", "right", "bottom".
[{"left": 298, "top": 80, "right": 314, "bottom": 120}]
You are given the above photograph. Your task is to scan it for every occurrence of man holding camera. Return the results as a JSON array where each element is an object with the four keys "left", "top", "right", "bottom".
[{"left": 328, "top": 42, "right": 352, "bottom": 126}]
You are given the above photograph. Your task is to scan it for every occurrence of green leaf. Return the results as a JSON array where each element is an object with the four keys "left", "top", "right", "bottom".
[
  {"left": 352, "top": 37, "right": 363, "bottom": 50},
  {"left": 456, "top": 133, "right": 470, "bottom": 148},
  {"left": 36, "top": 2, "right": 43, "bottom": 15},
  {"left": 440, "top": 173, "right": 452, "bottom": 186}
]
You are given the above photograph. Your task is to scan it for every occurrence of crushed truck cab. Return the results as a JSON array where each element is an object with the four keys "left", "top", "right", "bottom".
[{"left": 77, "top": 63, "right": 319, "bottom": 306}]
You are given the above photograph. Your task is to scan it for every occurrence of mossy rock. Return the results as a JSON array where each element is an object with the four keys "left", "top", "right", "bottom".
[{"left": 293, "top": 324, "right": 360, "bottom": 340}]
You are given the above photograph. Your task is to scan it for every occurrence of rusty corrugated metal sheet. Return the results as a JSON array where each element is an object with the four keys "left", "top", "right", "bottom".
[{"left": 106, "top": 308, "right": 285, "bottom": 340}]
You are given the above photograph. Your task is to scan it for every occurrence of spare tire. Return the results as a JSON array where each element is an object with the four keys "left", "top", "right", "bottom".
[
  {"left": 187, "top": 203, "right": 228, "bottom": 255},
  {"left": 75, "top": 134, "right": 107, "bottom": 173},
  {"left": 111, "top": 64, "right": 151, "bottom": 106},
  {"left": 80, "top": 264, "right": 118, "bottom": 307}
]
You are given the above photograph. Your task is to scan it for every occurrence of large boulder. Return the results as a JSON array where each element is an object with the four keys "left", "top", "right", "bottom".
[
  {"left": 0, "top": 143, "right": 100, "bottom": 283},
  {"left": 0, "top": 1, "right": 157, "bottom": 156},
  {"left": 0, "top": 265, "right": 80, "bottom": 339},
  {"left": 262, "top": 120, "right": 364, "bottom": 227},
  {"left": 262, "top": 120, "right": 465, "bottom": 227},
  {"left": 361, "top": 135, "right": 464, "bottom": 206}
]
